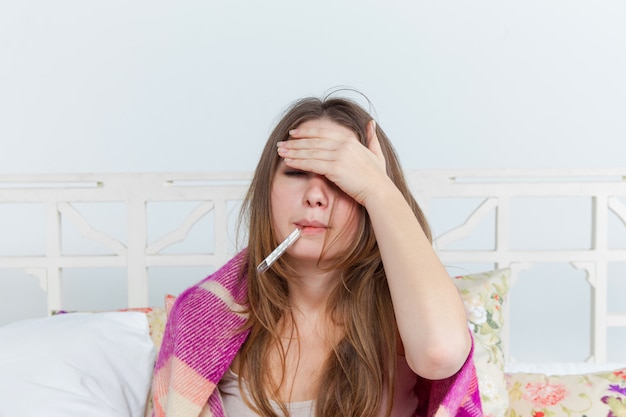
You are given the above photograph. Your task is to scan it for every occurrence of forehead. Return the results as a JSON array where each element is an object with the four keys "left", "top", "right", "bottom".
[{"left": 296, "top": 118, "right": 354, "bottom": 136}]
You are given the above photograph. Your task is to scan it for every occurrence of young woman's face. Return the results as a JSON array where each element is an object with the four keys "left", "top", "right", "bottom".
[{"left": 270, "top": 118, "right": 360, "bottom": 266}]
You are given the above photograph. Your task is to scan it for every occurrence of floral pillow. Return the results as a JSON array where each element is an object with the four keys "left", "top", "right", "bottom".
[
  {"left": 506, "top": 368, "right": 626, "bottom": 417},
  {"left": 453, "top": 268, "right": 512, "bottom": 417}
]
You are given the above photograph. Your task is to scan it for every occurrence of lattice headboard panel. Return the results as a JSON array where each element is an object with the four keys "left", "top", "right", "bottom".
[{"left": 0, "top": 173, "right": 250, "bottom": 310}]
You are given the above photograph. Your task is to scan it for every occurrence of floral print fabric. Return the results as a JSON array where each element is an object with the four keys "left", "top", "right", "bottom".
[
  {"left": 454, "top": 268, "right": 512, "bottom": 417},
  {"left": 506, "top": 368, "right": 626, "bottom": 417}
]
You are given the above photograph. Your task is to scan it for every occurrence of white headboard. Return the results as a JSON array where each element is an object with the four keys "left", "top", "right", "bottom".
[
  {"left": 1, "top": 170, "right": 625, "bottom": 365},
  {"left": 406, "top": 169, "right": 626, "bottom": 364}
]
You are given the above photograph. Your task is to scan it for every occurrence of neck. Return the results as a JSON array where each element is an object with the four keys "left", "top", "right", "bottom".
[{"left": 287, "top": 265, "right": 340, "bottom": 312}]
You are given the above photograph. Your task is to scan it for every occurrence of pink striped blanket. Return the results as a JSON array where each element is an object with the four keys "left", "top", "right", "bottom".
[{"left": 151, "top": 251, "right": 483, "bottom": 416}]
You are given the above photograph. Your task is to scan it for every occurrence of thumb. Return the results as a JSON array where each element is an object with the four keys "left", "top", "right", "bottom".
[{"left": 366, "top": 120, "right": 386, "bottom": 166}]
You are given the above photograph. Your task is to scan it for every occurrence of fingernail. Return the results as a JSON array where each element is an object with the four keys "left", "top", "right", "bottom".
[{"left": 289, "top": 129, "right": 298, "bottom": 136}]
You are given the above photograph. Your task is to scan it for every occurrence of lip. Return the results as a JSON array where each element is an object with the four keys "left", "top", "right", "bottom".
[{"left": 295, "top": 220, "right": 328, "bottom": 233}]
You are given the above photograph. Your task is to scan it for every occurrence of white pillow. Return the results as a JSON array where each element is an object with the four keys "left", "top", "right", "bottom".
[{"left": 0, "top": 312, "right": 156, "bottom": 417}]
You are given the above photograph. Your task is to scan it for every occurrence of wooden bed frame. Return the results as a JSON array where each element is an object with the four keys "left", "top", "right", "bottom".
[{"left": 1, "top": 169, "right": 625, "bottom": 366}]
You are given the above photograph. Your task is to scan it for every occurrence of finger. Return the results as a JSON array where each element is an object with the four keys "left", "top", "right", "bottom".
[
  {"left": 277, "top": 138, "right": 337, "bottom": 163},
  {"left": 278, "top": 138, "right": 336, "bottom": 152},
  {"left": 277, "top": 145, "right": 337, "bottom": 162}
]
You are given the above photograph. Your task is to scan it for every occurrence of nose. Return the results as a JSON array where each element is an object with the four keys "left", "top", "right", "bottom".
[{"left": 304, "top": 175, "right": 330, "bottom": 208}]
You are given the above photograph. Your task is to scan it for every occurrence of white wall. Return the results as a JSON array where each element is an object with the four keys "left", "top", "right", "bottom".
[
  {"left": 1, "top": 1, "right": 625, "bottom": 364},
  {"left": 1, "top": 1, "right": 625, "bottom": 174}
]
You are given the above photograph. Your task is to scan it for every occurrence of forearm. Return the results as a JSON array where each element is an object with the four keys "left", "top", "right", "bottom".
[{"left": 363, "top": 178, "right": 471, "bottom": 379}]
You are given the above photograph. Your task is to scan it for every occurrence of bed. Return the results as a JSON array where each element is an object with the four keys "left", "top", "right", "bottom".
[{"left": 1, "top": 169, "right": 625, "bottom": 417}]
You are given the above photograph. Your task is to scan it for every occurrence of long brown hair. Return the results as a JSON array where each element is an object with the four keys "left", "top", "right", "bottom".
[{"left": 237, "top": 94, "right": 432, "bottom": 417}]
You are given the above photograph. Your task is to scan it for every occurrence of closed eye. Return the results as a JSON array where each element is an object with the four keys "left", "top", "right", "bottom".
[{"left": 283, "top": 169, "right": 308, "bottom": 177}]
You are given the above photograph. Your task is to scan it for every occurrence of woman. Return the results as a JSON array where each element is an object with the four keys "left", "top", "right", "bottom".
[{"left": 152, "top": 94, "right": 482, "bottom": 417}]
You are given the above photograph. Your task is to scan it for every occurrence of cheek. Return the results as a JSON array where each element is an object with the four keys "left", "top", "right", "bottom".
[
  {"left": 270, "top": 184, "right": 287, "bottom": 208},
  {"left": 269, "top": 189, "right": 281, "bottom": 222},
  {"left": 269, "top": 184, "right": 294, "bottom": 226}
]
